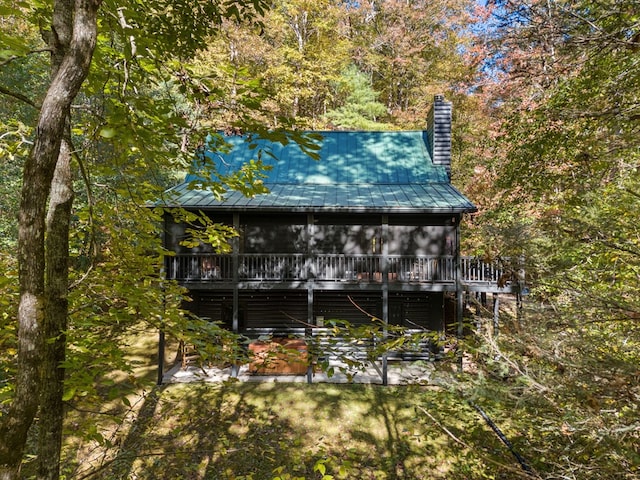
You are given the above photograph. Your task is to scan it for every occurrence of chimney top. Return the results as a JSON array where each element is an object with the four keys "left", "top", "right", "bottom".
[{"left": 427, "top": 96, "right": 452, "bottom": 179}]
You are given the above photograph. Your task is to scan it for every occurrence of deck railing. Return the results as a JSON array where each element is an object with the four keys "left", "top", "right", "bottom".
[{"left": 166, "top": 253, "right": 519, "bottom": 287}]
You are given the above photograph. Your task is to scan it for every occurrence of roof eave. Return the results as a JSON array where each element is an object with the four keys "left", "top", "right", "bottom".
[{"left": 156, "top": 202, "right": 477, "bottom": 215}]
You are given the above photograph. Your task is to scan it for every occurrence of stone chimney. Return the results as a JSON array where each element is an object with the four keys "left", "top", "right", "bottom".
[{"left": 427, "top": 94, "right": 452, "bottom": 179}]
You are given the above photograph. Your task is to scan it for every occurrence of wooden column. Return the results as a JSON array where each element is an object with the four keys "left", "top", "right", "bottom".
[
  {"left": 232, "top": 213, "right": 240, "bottom": 377},
  {"left": 157, "top": 214, "right": 168, "bottom": 385},
  {"left": 493, "top": 293, "right": 500, "bottom": 336},
  {"left": 157, "top": 329, "right": 165, "bottom": 385},
  {"left": 516, "top": 255, "right": 525, "bottom": 324},
  {"left": 381, "top": 214, "right": 389, "bottom": 386},
  {"left": 455, "top": 218, "right": 463, "bottom": 336},
  {"left": 307, "top": 213, "right": 315, "bottom": 384},
  {"left": 307, "top": 285, "right": 314, "bottom": 384},
  {"left": 455, "top": 217, "right": 464, "bottom": 373}
]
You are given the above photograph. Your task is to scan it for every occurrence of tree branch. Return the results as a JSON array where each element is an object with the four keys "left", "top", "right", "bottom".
[
  {"left": 66, "top": 134, "right": 99, "bottom": 290},
  {"left": 0, "top": 84, "right": 40, "bottom": 109},
  {"left": 415, "top": 404, "right": 540, "bottom": 478},
  {"left": 0, "top": 48, "right": 51, "bottom": 68}
]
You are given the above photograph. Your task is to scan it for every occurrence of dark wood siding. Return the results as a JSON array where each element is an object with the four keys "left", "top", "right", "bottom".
[
  {"left": 314, "top": 214, "right": 381, "bottom": 225},
  {"left": 389, "top": 292, "right": 444, "bottom": 331},
  {"left": 239, "top": 291, "right": 308, "bottom": 330},
  {"left": 314, "top": 291, "right": 381, "bottom": 326},
  {"left": 186, "top": 290, "right": 446, "bottom": 334},
  {"left": 388, "top": 213, "right": 456, "bottom": 227},
  {"left": 188, "top": 291, "right": 234, "bottom": 329}
]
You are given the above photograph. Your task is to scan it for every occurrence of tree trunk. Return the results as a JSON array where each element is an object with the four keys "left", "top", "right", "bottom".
[
  {"left": 37, "top": 139, "right": 74, "bottom": 480},
  {"left": 36, "top": 0, "right": 77, "bottom": 476},
  {"left": 0, "top": 1, "right": 101, "bottom": 478}
]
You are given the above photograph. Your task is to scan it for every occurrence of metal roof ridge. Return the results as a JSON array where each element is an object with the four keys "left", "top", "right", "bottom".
[
  {"left": 290, "top": 129, "right": 425, "bottom": 133},
  {"left": 257, "top": 182, "right": 454, "bottom": 185}
]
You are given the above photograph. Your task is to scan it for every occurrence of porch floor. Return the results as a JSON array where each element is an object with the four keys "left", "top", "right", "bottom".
[{"left": 163, "top": 359, "right": 435, "bottom": 385}]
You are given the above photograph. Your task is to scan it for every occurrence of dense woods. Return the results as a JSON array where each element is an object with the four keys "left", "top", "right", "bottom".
[{"left": 1, "top": 0, "right": 638, "bottom": 479}]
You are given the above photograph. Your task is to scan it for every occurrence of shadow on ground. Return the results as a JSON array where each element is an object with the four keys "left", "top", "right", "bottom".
[{"left": 77, "top": 381, "right": 518, "bottom": 480}]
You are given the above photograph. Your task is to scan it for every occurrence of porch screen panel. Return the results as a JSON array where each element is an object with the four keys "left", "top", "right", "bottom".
[
  {"left": 313, "top": 214, "right": 381, "bottom": 255},
  {"left": 241, "top": 214, "right": 306, "bottom": 254},
  {"left": 165, "top": 214, "right": 233, "bottom": 254},
  {"left": 314, "top": 224, "right": 382, "bottom": 254},
  {"left": 387, "top": 225, "right": 455, "bottom": 256}
]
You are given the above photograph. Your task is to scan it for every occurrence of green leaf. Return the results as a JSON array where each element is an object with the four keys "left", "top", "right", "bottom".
[
  {"left": 99, "top": 127, "right": 116, "bottom": 138},
  {"left": 62, "top": 388, "right": 76, "bottom": 401}
]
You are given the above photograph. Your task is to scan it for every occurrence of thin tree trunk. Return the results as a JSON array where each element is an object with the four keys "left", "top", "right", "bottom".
[
  {"left": 37, "top": 0, "right": 76, "bottom": 475},
  {"left": 0, "top": 1, "right": 101, "bottom": 478},
  {"left": 38, "top": 139, "right": 74, "bottom": 480}
]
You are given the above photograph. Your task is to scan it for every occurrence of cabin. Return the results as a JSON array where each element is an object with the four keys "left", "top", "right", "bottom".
[{"left": 159, "top": 96, "right": 521, "bottom": 383}]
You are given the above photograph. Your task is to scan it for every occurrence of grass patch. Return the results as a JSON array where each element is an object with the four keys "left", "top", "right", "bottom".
[{"left": 66, "top": 381, "right": 529, "bottom": 480}]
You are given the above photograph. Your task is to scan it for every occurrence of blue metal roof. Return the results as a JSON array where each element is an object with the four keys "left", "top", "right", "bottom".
[{"left": 164, "top": 131, "right": 476, "bottom": 213}]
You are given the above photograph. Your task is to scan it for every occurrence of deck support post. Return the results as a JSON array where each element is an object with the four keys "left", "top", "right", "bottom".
[
  {"left": 306, "top": 214, "right": 315, "bottom": 384},
  {"left": 516, "top": 287, "right": 523, "bottom": 324},
  {"left": 307, "top": 283, "right": 314, "bottom": 384},
  {"left": 381, "top": 215, "right": 389, "bottom": 386},
  {"left": 158, "top": 217, "right": 168, "bottom": 385},
  {"left": 455, "top": 217, "right": 464, "bottom": 373},
  {"left": 157, "top": 329, "right": 165, "bottom": 385},
  {"left": 232, "top": 213, "right": 240, "bottom": 378},
  {"left": 493, "top": 293, "right": 499, "bottom": 336}
]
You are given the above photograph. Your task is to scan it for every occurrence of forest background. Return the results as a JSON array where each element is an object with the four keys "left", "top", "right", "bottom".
[{"left": 0, "top": 0, "right": 638, "bottom": 479}]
